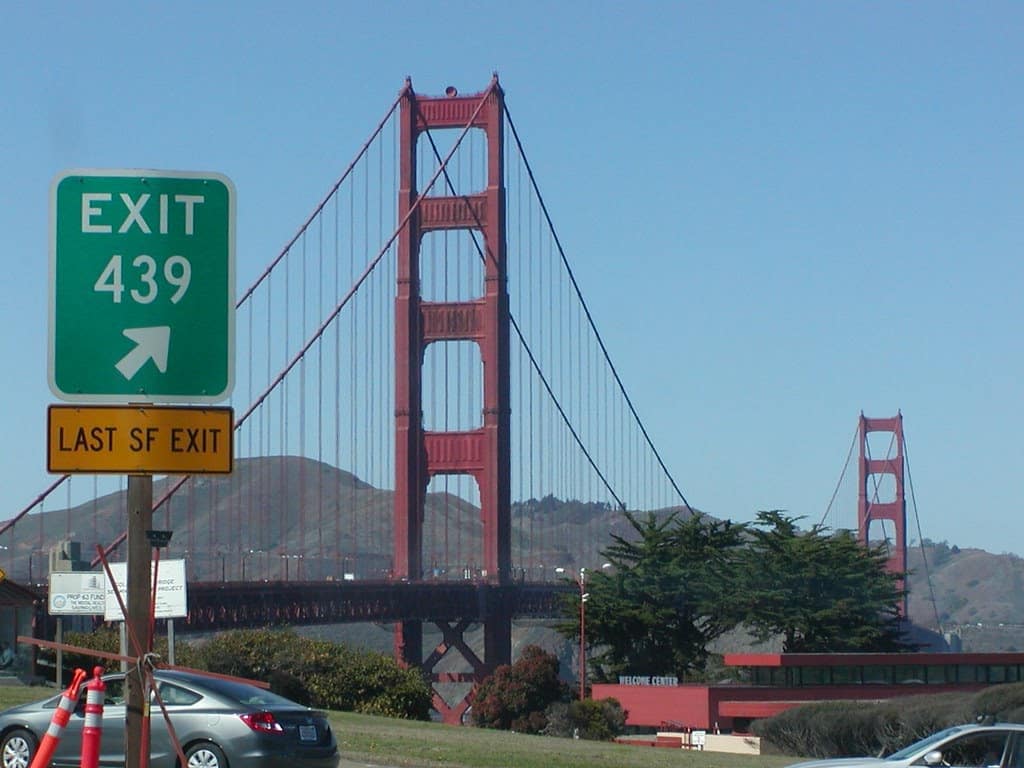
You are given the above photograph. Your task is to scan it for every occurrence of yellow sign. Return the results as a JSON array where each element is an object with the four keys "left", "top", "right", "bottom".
[
  {"left": 0, "top": 566, "right": 6, "bottom": 583},
  {"left": 48, "top": 405, "right": 233, "bottom": 474}
]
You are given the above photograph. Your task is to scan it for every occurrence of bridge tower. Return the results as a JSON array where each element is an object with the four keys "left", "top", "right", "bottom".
[
  {"left": 857, "top": 412, "right": 908, "bottom": 616},
  {"left": 393, "top": 78, "right": 511, "bottom": 723}
]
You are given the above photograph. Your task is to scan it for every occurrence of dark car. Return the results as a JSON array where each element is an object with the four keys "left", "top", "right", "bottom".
[
  {"left": 784, "top": 722, "right": 1024, "bottom": 768},
  {"left": 0, "top": 669, "right": 339, "bottom": 768}
]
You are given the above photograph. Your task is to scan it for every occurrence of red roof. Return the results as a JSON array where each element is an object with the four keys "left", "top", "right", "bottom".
[
  {"left": 0, "top": 579, "right": 40, "bottom": 607},
  {"left": 724, "top": 651, "right": 1024, "bottom": 667}
]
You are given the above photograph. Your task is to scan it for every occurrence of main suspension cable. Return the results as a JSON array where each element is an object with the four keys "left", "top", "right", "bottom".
[{"left": 504, "top": 105, "right": 691, "bottom": 512}]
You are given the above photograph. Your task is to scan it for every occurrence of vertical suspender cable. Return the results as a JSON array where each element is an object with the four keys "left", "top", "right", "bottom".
[
  {"left": 299, "top": 231, "right": 308, "bottom": 578},
  {"left": 505, "top": 107, "right": 690, "bottom": 512},
  {"left": 363, "top": 150, "right": 373, "bottom": 557},
  {"left": 376, "top": 121, "right": 385, "bottom": 535},
  {"left": 332, "top": 193, "right": 340, "bottom": 575},
  {"left": 903, "top": 436, "right": 943, "bottom": 630},
  {"left": 317, "top": 215, "right": 325, "bottom": 572},
  {"left": 281, "top": 247, "right": 290, "bottom": 574},
  {"left": 349, "top": 170, "right": 357, "bottom": 574}
]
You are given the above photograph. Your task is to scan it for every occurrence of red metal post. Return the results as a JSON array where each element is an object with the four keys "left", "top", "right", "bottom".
[{"left": 857, "top": 412, "right": 907, "bottom": 616}]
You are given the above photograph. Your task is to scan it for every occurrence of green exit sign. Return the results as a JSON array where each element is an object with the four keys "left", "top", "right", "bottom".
[{"left": 49, "top": 169, "right": 235, "bottom": 403}]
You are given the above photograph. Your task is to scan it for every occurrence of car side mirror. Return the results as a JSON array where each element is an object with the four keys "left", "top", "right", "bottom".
[{"left": 923, "top": 750, "right": 944, "bottom": 766}]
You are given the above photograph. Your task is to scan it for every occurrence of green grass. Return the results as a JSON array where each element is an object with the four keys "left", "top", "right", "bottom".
[
  {"left": 327, "top": 711, "right": 798, "bottom": 768},
  {"left": 0, "top": 685, "right": 51, "bottom": 710},
  {"left": 0, "top": 686, "right": 798, "bottom": 768}
]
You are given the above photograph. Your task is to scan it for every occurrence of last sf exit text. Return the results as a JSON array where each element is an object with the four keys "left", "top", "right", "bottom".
[{"left": 55, "top": 425, "right": 224, "bottom": 454}]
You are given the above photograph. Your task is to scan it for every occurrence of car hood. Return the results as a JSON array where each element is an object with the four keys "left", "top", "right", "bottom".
[
  {"left": 0, "top": 701, "right": 46, "bottom": 716},
  {"left": 786, "top": 759, "right": 887, "bottom": 768}
]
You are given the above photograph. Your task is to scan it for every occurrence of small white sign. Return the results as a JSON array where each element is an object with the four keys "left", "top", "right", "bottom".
[
  {"left": 104, "top": 559, "right": 188, "bottom": 621},
  {"left": 49, "top": 572, "right": 107, "bottom": 615}
]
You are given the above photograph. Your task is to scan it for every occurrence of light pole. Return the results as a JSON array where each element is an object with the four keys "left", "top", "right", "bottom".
[
  {"left": 281, "top": 554, "right": 302, "bottom": 581},
  {"left": 215, "top": 546, "right": 228, "bottom": 582},
  {"left": 242, "top": 549, "right": 263, "bottom": 580},
  {"left": 557, "top": 566, "right": 590, "bottom": 700},
  {"left": 578, "top": 568, "right": 589, "bottom": 700},
  {"left": 28, "top": 549, "right": 46, "bottom": 586}
]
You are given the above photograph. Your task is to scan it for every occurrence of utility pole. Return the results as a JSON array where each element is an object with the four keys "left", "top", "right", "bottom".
[{"left": 125, "top": 475, "right": 153, "bottom": 768}]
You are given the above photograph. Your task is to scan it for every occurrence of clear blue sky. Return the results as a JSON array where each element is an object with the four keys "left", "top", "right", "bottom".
[{"left": 2, "top": 2, "right": 1021, "bottom": 554}]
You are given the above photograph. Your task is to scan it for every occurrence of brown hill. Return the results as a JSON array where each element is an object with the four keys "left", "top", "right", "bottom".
[
  {"left": 8, "top": 455, "right": 1021, "bottom": 651},
  {"left": 907, "top": 543, "right": 1024, "bottom": 651}
]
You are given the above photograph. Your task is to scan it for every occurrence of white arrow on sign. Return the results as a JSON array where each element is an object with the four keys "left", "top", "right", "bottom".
[{"left": 115, "top": 326, "right": 171, "bottom": 380}]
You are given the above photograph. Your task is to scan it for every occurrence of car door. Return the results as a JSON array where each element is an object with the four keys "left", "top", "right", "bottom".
[
  {"left": 49, "top": 687, "right": 87, "bottom": 767},
  {"left": 98, "top": 675, "right": 127, "bottom": 767},
  {"left": 147, "top": 680, "right": 204, "bottom": 767},
  {"left": 48, "top": 676, "right": 125, "bottom": 768}
]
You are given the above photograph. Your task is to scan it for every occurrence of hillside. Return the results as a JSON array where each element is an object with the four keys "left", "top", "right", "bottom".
[
  {"left": 6, "top": 454, "right": 1021, "bottom": 651},
  {"left": 907, "top": 543, "right": 1024, "bottom": 651}
]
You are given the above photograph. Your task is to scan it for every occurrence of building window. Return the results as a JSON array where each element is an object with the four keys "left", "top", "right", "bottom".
[
  {"left": 957, "top": 664, "right": 977, "bottom": 683},
  {"left": 799, "top": 667, "right": 831, "bottom": 686},
  {"left": 830, "top": 666, "right": 860, "bottom": 685},
  {"left": 863, "top": 666, "right": 892, "bottom": 685},
  {"left": 894, "top": 665, "right": 926, "bottom": 684}
]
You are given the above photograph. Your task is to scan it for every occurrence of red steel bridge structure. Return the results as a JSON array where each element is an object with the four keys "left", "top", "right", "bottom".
[{"left": 1, "top": 77, "right": 908, "bottom": 722}]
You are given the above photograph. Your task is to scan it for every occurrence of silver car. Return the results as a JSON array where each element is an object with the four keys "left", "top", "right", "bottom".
[
  {"left": 0, "top": 669, "right": 339, "bottom": 768},
  {"left": 785, "top": 723, "right": 1024, "bottom": 768}
]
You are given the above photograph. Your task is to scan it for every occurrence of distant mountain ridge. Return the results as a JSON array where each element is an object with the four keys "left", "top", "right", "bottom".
[{"left": 7, "top": 455, "right": 1021, "bottom": 651}]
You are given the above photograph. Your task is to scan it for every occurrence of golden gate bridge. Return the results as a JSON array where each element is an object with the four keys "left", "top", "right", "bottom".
[{"left": 0, "top": 77, "right": 911, "bottom": 722}]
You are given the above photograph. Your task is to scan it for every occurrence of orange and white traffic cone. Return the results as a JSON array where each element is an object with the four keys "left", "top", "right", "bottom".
[
  {"left": 80, "top": 666, "right": 106, "bottom": 768},
  {"left": 28, "top": 667, "right": 86, "bottom": 768}
]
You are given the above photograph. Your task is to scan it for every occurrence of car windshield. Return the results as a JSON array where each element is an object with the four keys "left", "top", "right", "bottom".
[{"left": 886, "top": 725, "right": 969, "bottom": 761}]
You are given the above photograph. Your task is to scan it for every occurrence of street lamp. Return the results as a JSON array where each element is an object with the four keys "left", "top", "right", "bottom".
[
  {"left": 280, "top": 554, "right": 303, "bottom": 581},
  {"left": 242, "top": 549, "right": 264, "bottom": 580},
  {"left": 28, "top": 549, "right": 47, "bottom": 586},
  {"left": 214, "top": 546, "right": 228, "bottom": 582},
  {"left": 579, "top": 569, "right": 589, "bottom": 701},
  {"left": 558, "top": 563, "right": 611, "bottom": 700},
  {"left": 557, "top": 566, "right": 590, "bottom": 700}
]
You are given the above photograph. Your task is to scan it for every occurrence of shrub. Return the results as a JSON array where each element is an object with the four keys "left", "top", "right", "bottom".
[
  {"left": 192, "top": 628, "right": 302, "bottom": 681},
  {"left": 189, "top": 628, "right": 432, "bottom": 719},
  {"left": 567, "top": 697, "right": 627, "bottom": 740},
  {"left": 59, "top": 628, "right": 122, "bottom": 675},
  {"left": 754, "top": 686, "right": 1024, "bottom": 759},
  {"left": 755, "top": 700, "right": 916, "bottom": 758},
  {"left": 540, "top": 702, "right": 572, "bottom": 737},
  {"left": 471, "top": 645, "right": 572, "bottom": 733},
  {"left": 970, "top": 682, "right": 1024, "bottom": 720},
  {"left": 307, "top": 645, "right": 432, "bottom": 719},
  {"left": 52, "top": 627, "right": 198, "bottom": 678},
  {"left": 39, "top": 626, "right": 432, "bottom": 719}
]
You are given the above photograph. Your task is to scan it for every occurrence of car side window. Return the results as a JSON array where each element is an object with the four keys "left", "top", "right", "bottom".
[
  {"left": 1004, "top": 734, "right": 1024, "bottom": 768},
  {"left": 931, "top": 731, "right": 1008, "bottom": 767},
  {"left": 104, "top": 678, "right": 126, "bottom": 706},
  {"left": 155, "top": 682, "right": 201, "bottom": 706}
]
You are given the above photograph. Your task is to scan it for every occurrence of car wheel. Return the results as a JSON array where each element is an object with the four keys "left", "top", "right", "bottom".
[
  {"left": 1, "top": 729, "right": 37, "bottom": 768},
  {"left": 185, "top": 742, "right": 228, "bottom": 768}
]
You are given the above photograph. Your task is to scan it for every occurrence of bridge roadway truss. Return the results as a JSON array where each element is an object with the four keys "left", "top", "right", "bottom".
[
  {"left": 29, "top": 582, "right": 570, "bottom": 663},
  {"left": 178, "top": 581, "right": 568, "bottom": 631}
]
